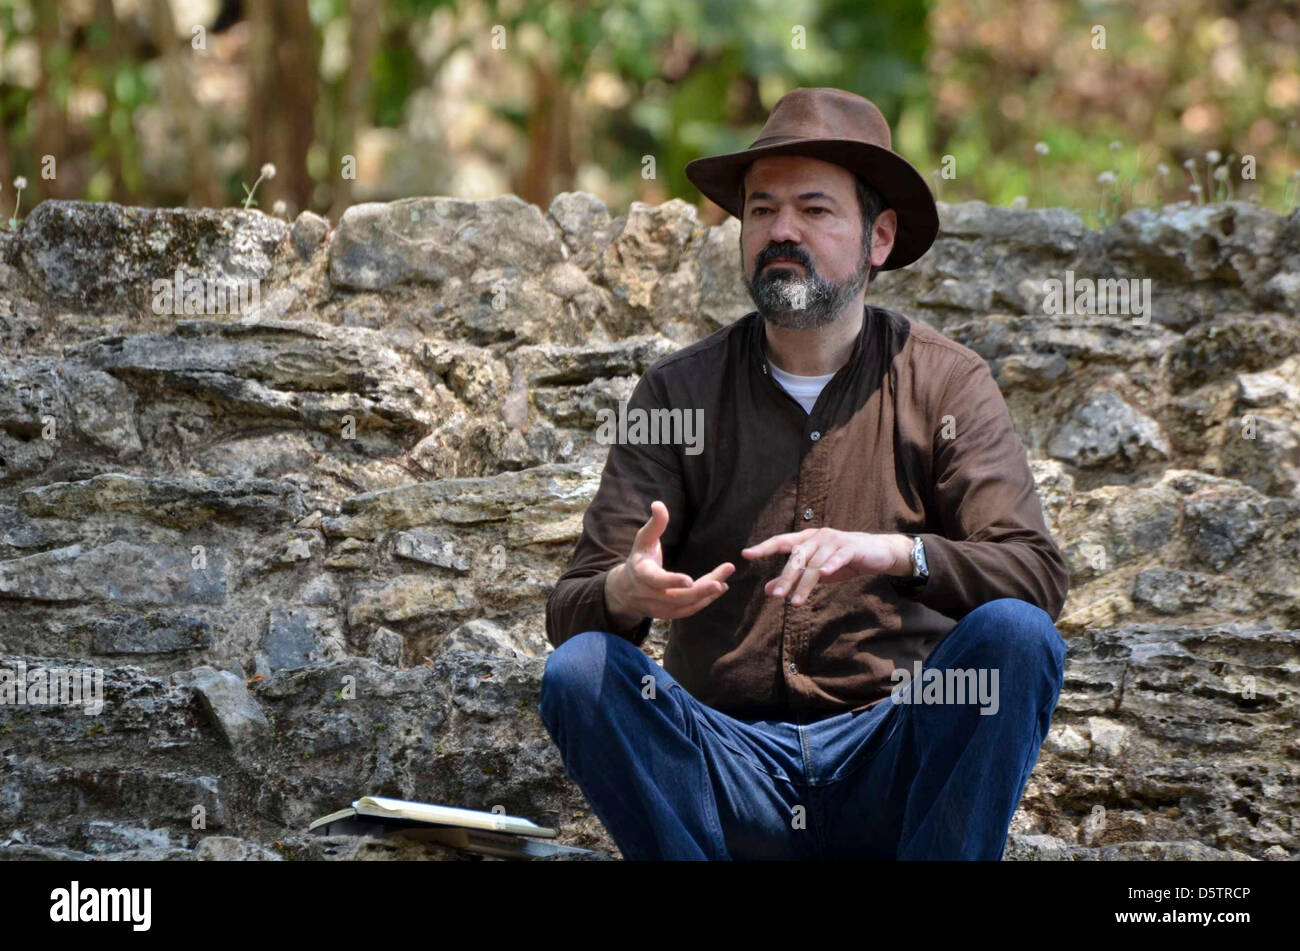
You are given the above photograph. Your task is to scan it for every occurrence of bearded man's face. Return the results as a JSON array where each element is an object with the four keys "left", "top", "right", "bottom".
[{"left": 739, "top": 155, "right": 871, "bottom": 330}]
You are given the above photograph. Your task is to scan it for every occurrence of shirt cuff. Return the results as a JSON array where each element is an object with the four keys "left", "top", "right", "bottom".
[{"left": 588, "top": 569, "right": 655, "bottom": 645}]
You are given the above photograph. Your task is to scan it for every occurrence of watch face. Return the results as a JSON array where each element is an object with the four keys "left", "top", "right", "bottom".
[{"left": 912, "top": 537, "right": 928, "bottom": 579}]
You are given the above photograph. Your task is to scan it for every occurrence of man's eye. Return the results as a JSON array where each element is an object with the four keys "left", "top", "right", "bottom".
[{"left": 807, "top": 207, "right": 827, "bottom": 215}]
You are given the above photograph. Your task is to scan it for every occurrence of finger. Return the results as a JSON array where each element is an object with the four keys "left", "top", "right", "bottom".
[
  {"left": 697, "top": 561, "right": 736, "bottom": 584},
  {"left": 818, "top": 547, "right": 853, "bottom": 576},
  {"left": 634, "top": 556, "right": 695, "bottom": 591},
  {"left": 660, "top": 578, "right": 730, "bottom": 619},
  {"left": 640, "top": 560, "right": 734, "bottom": 600},
  {"left": 768, "top": 540, "right": 826, "bottom": 598},
  {"left": 742, "top": 530, "right": 814, "bottom": 560},
  {"left": 813, "top": 553, "right": 853, "bottom": 584},
  {"left": 645, "top": 584, "right": 728, "bottom": 617},
  {"left": 789, "top": 552, "right": 833, "bottom": 604},
  {"left": 632, "top": 499, "right": 671, "bottom": 554}
]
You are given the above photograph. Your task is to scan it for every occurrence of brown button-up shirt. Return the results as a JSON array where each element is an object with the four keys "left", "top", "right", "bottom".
[{"left": 544, "top": 303, "right": 1069, "bottom": 724}]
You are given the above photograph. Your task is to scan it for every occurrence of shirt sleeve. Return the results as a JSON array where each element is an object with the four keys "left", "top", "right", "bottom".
[
  {"left": 545, "top": 366, "right": 691, "bottom": 649},
  {"left": 890, "top": 354, "right": 1070, "bottom": 621}
]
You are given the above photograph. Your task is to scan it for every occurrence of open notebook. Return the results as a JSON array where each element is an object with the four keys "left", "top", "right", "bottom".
[{"left": 309, "top": 796, "right": 598, "bottom": 860}]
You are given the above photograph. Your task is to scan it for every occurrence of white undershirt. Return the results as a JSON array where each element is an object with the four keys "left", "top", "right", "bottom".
[{"left": 767, "top": 359, "right": 837, "bottom": 415}]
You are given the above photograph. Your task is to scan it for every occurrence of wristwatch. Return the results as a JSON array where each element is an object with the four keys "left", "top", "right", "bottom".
[{"left": 893, "top": 535, "right": 929, "bottom": 589}]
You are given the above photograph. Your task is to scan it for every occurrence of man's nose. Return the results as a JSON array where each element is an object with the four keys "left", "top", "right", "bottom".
[{"left": 765, "top": 206, "right": 804, "bottom": 243}]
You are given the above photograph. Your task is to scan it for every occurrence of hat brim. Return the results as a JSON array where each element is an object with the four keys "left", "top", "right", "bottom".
[{"left": 685, "top": 138, "right": 938, "bottom": 271}]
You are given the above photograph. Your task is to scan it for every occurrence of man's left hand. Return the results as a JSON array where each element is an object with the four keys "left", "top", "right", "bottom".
[{"left": 741, "top": 529, "right": 914, "bottom": 605}]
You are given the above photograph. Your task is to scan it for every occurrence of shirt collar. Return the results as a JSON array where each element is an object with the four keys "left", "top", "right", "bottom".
[{"left": 748, "top": 301, "right": 874, "bottom": 385}]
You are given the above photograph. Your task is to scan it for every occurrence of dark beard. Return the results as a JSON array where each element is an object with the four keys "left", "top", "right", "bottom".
[{"left": 743, "top": 243, "right": 871, "bottom": 330}]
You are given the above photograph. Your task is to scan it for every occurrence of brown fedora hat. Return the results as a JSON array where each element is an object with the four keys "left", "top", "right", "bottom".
[{"left": 684, "top": 87, "right": 938, "bottom": 271}]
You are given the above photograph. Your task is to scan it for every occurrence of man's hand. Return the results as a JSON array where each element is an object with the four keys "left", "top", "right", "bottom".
[
  {"left": 604, "top": 500, "right": 735, "bottom": 630},
  {"left": 741, "top": 529, "right": 913, "bottom": 606}
]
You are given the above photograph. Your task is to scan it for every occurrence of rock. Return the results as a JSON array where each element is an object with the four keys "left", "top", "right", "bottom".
[
  {"left": 18, "top": 472, "right": 304, "bottom": 529},
  {"left": 79, "top": 821, "right": 173, "bottom": 854},
  {"left": 290, "top": 211, "right": 330, "bottom": 261},
  {"left": 438, "top": 617, "right": 531, "bottom": 660},
  {"left": 321, "top": 463, "right": 599, "bottom": 543},
  {"left": 178, "top": 665, "right": 270, "bottom": 755},
  {"left": 347, "top": 575, "right": 476, "bottom": 627},
  {"left": 62, "top": 366, "right": 143, "bottom": 457},
  {"left": 18, "top": 200, "right": 287, "bottom": 312},
  {"left": 195, "top": 432, "right": 319, "bottom": 480},
  {"left": 1003, "top": 835, "right": 1254, "bottom": 861},
  {"left": 297, "top": 573, "right": 341, "bottom": 605},
  {"left": 992, "top": 351, "right": 1068, "bottom": 390},
  {"left": 547, "top": 191, "right": 619, "bottom": 273},
  {"left": 1181, "top": 488, "right": 1271, "bottom": 570},
  {"left": 0, "top": 503, "right": 81, "bottom": 556},
  {"left": 598, "top": 200, "right": 705, "bottom": 342},
  {"left": 193, "top": 836, "right": 283, "bottom": 860},
  {"left": 1237, "top": 371, "right": 1300, "bottom": 408},
  {"left": 1219, "top": 415, "right": 1300, "bottom": 499},
  {"left": 1131, "top": 569, "right": 1227, "bottom": 615},
  {"left": 329, "top": 196, "right": 564, "bottom": 290},
  {"left": 507, "top": 335, "right": 677, "bottom": 386},
  {"left": 0, "top": 541, "right": 229, "bottom": 605},
  {"left": 1048, "top": 390, "right": 1170, "bottom": 469},
  {"left": 85, "top": 612, "right": 214, "bottom": 654},
  {"left": 368, "top": 627, "right": 404, "bottom": 666},
  {"left": 937, "top": 201, "right": 1089, "bottom": 253},
  {"left": 66, "top": 320, "right": 436, "bottom": 441},
  {"left": 324, "top": 537, "right": 372, "bottom": 570},
  {"left": 391, "top": 529, "right": 472, "bottom": 572},
  {"left": 261, "top": 606, "right": 341, "bottom": 672},
  {"left": 1168, "top": 316, "right": 1300, "bottom": 391},
  {"left": 1108, "top": 201, "right": 1286, "bottom": 290}
]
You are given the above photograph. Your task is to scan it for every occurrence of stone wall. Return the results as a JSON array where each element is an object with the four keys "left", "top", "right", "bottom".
[{"left": 0, "top": 194, "right": 1296, "bottom": 860}]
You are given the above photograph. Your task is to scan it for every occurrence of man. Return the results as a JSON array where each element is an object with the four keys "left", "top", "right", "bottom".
[{"left": 538, "top": 87, "right": 1070, "bottom": 861}]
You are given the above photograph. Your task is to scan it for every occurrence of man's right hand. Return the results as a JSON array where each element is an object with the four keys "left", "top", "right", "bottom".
[{"left": 604, "top": 500, "right": 735, "bottom": 631}]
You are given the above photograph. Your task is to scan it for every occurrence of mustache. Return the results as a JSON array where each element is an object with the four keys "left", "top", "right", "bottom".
[{"left": 757, "top": 246, "right": 813, "bottom": 271}]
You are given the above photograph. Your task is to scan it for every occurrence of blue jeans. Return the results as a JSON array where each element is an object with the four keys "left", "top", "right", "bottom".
[{"left": 538, "top": 597, "right": 1066, "bottom": 860}]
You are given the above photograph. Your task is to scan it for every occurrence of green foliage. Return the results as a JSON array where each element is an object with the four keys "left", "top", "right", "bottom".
[{"left": 0, "top": 0, "right": 1294, "bottom": 218}]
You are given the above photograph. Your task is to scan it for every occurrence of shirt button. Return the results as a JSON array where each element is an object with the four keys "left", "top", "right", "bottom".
[
  {"left": 810, "top": 430, "right": 820, "bottom": 441},
  {"left": 803, "top": 507, "right": 813, "bottom": 520},
  {"left": 789, "top": 662, "right": 797, "bottom": 673}
]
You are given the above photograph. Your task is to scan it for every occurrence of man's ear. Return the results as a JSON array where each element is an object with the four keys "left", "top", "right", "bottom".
[{"left": 870, "top": 208, "right": 899, "bottom": 270}]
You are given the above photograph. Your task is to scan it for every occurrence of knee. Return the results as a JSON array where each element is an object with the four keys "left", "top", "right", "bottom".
[
  {"left": 959, "top": 598, "right": 1066, "bottom": 679},
  {"left": 538, "top": 630, "right": 618, "bottom": 713}
]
